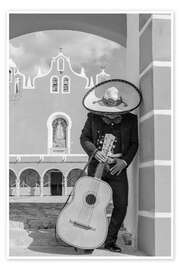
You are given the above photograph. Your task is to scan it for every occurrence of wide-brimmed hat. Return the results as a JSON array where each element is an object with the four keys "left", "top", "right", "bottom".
[{"left": 83, "top": 79, "right": 142, "bottom": 114}]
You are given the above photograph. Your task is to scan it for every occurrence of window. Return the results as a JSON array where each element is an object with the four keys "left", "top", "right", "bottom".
[
  {"left": 15, "top": 77, "right": 20, "bottom": 94},
  {"left": 52, "top": 118, "right": 68, "bottom": 151},
  {"left": 58, "top": 58, "right": 64, "bottom": 72},
  {"left": 51, "top": 76, "right": 59, "bottom": 93},
  {"left": 62, "top": 76, "right": 70, "bottom": 93}
]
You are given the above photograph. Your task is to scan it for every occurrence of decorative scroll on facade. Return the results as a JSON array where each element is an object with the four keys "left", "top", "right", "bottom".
[
  {"left": 9, "top": 69, "right": 12, "bottom": 83},
  {"left": 15, "top": 77, "right": 20, "bottom": 94}
]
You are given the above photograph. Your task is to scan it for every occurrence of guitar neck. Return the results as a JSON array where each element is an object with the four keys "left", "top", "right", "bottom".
[
  {"left": 94, "top": 133, "right": 115, "bottom": 180},
  {"left": 94, "top": 162, "right": 106, "bottom": 180}
]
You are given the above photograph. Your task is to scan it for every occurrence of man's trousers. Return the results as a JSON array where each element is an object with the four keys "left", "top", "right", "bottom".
[{"left": 88, "top": 161, "right": 128, "bottom": 246}]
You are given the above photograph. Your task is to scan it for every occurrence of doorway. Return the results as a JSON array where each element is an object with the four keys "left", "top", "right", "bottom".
[{"left": 50, "top": 171, "right": 63, "bottom": 195}]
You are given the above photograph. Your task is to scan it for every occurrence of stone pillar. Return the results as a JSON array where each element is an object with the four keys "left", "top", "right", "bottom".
[
  {"left": 40, "top": 177, "right": 43, "bottom": 197},
  {"left": 16, "top": 178, "right": 20, "bottom": 197},
  {"left": 138, "top": 14, "right": 171, "bottom": 256},
  {"left": 64, "top": 175, "right": 67, "bottom": 196}
]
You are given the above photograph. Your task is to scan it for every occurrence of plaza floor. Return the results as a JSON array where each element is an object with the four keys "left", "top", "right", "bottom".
[
  {"left": 9, "top": 198, "right": 147, "bottom": 258},
  {"left": 9, "top": 221, "right": 146, "bottom": 258}
]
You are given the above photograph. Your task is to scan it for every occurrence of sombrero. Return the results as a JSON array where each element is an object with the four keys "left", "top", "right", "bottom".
[{"left": 83, "top": 79, "right": 142, "bottom": 114}]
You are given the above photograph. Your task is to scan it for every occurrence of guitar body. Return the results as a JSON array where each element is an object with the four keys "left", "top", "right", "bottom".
[{"left": 56, "top": 176, "right": 112, "bottom": 249}]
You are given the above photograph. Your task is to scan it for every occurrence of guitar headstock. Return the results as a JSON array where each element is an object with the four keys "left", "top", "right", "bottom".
[{"left": 102, "top": 134, "right": 115, "bottom": 157}]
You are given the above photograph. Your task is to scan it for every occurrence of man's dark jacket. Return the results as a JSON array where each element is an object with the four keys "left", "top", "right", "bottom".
[{"left": 80, "top": 112, "right": 139, "bottom": 169}]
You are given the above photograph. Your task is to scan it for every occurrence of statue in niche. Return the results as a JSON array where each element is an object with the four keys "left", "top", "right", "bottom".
[{"left": 53, "top": 118, "right": 67, "bottom": 149}]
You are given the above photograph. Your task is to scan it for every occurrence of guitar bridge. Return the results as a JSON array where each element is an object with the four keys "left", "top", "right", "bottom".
[{"left": 69, "top": 219, "right": 95, "bottom": 231}]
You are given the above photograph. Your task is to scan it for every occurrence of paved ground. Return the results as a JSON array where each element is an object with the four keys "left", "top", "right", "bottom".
[
  {"left": 9, "top": 221, "right": 146, "bottom": 257},
  {"left": 9, "top": 201, "right": 147, "bottom": 258},
  {"left": 9, "top": 195, "right": 70, "bottom": 203},
  {"left": 9, "top": 201, "right": 114, "bottom": 230}
]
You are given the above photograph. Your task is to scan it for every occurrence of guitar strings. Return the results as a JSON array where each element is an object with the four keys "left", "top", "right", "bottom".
[
  {"left": 84, "top": 138, "right": 114, "bottom": 227},
  {"left": 75, "top": 180, "right": 96, "bottom": 226},
  {"left": 86, "top": 179, "right": 101, "bottom": 227},
  {"left": 76, "top": 174, "right": 101, "bottom": 229},
  {"left": 79, "top": 177, "right": 100, "bottom": 223},
  {"left": 74, "top": 135, "right": 115, "bottom": 228}
]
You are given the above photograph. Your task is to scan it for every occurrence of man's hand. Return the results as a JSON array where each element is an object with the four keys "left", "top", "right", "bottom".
[
  {"left": 110, "top": 158, "right": 127, "bottom": 175},
  {"left": 95, "top": 151, "right": 108, "bottom": 163}
]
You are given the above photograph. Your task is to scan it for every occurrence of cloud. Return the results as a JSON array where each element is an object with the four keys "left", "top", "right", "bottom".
[
  {"left": 10, "top": 43, "right": 24, "bottom": 58},
  {"left": 34, "top": 31, "right": 48, "bottom": 42},
  {"left": 9, "top": 30, "right": 124, "bottom": 79},
  {"left": 64, "top": 34, "right": 120, "bottom": 67}
]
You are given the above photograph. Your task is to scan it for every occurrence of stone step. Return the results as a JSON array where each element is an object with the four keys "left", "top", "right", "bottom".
[
  {"left": 10, "top": 228, "right": 32, "bottom": 248},
  {"left": 9, "top": 195, "right": 71, "bottom": 203},
  {"left": 10, "top": 221, "right": 25, "bottom": 230}
]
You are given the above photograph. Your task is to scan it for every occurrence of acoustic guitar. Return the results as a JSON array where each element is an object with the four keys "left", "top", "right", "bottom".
[{"left": 56, "top": 134, "right": 115, "bottom": 249}]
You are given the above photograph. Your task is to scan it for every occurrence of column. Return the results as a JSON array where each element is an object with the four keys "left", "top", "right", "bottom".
[
  {"left": 138, "top": 14, "right": 171, "bottom": 256},
  {"left": 40, "top": 177, "right": 43, "bottom": 197},
  {"left": 63, "top": 174, "right": 67, "bottom": 196},
  {"left": 16, "top": 178, "right": 20, "bottom": 197}
]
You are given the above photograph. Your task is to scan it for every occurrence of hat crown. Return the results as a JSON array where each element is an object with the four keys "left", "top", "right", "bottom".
[{"left": 104, "top": 87, "right": 119, "bottom": 101}]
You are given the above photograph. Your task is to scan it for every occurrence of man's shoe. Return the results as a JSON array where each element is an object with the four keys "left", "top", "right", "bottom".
[{"left": 104, "top": 243, "right": 122, "bottom": 253}]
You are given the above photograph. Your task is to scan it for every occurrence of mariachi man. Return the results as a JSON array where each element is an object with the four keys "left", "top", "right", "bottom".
[{"left": 80, "top": 80, "right": 141, "bottom": 253}]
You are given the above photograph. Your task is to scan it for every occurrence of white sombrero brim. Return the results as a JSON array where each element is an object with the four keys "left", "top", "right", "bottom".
[{"left": 83, "top": 80, "right": 142, "bottom": 114}]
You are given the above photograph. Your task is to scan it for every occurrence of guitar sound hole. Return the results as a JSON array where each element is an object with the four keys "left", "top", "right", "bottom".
[{"left": 85, "top": 194, "right": 96, "bottom": 205}]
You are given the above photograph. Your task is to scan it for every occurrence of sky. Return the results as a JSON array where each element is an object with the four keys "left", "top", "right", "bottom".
[{"left": 9, "top": 30, "right": 126, "bottom": 83}]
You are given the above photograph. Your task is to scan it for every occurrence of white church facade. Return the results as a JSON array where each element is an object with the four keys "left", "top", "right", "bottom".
[{"left": 9, "top": 49, "right": 110, "bottom": 199}]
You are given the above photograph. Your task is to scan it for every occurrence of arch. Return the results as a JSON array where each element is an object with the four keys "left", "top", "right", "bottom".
[
  {"left": 62, "top": 75, "right": 71, "bottom": 94},
  {"left": 9, "top": 169, "right": 17, "bottom": 187},
  {"left": 67, "top": 168, "right": 86, "bottom": 187},
  {"left": 9, "top": 14, "right": 127, "bottom": 47},
  {"left": 43, "top": 168, "right": 64, "bottom": 196},
  {"left": 47, "top": 112, "right": 72, "bottom": 154},
  {"left": 9, "top": 169, "right": 17, "bottom": 196},
  {"left": 19, "top": 168, "right": 40, "bottom": 196}
]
